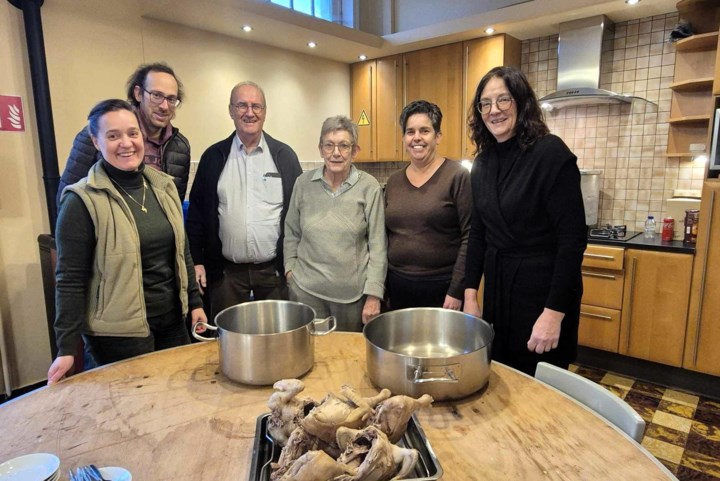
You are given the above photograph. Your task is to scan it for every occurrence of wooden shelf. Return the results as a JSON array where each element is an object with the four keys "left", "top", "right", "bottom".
[
  {"left": 668, "top": 115, "right": 711, "bottom": 124},
  {"left": 674, "top": 32, "right": 719, "bottom": 52},
  {"left": 670, "top": 78, "right": 714, "bottom": 91},
  {"left": 665, "top": 152, "right": 709, "bottom": 158}
]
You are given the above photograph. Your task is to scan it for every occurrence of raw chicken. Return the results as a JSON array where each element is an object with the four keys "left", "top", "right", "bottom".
[
  {"left": 301, "top": 385, "right": 391, "bottom": 445},
  {"left": 370, "top": 394, "right": 434, "bottom": 443},
  {"left": 277, "top": 450, "right": 355, "bottom": 481},
  {"left": 335, "top": 426, "right": 419, "bottom": 481},
  {"left": 267, "top": 379, "right": 317, "bottom": 446}
]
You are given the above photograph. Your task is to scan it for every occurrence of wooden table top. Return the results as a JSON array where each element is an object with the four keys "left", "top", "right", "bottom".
[{"left": 0, "top": 333, "right": 675, "bottom": 480}]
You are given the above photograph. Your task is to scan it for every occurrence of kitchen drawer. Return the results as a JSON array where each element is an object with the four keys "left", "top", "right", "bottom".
[
  {"left": 581, "top": 268, "right": 624, "bottom": 309},
  {"left": 578, "top": 304, "right": 621, "bottom": 352},
  {"left": 582, "top": 245, "right": 624, "bottom": 270}
]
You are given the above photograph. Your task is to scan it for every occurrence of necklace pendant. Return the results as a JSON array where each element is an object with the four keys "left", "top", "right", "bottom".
[{"left": 141, "top": 206, "right": 148, "bottom": 213}]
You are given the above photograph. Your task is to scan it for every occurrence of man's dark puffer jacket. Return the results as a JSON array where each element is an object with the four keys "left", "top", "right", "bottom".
[{"left": 56, "top": 127, "right": 191, "bottom": 207}]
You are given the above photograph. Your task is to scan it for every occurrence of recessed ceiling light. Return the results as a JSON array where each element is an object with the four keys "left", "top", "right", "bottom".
[
  {"left": 242, "top": 25, "right": 253, "bottom": 32},
  {"left": 307, "top": 41, "right": 317, "bottom": 48},
  {"left": 359, "top": 54, "right": 367, "bottom": 60},
  {"left": 625, "top": 0, "right": 640, "bottom": 5},
  {"left": 485, "top": 27, "right": 495, "bottom": 34}
]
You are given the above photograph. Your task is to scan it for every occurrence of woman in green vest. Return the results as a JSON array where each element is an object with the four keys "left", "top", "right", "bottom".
[{"left": 48, "top": 99, "right": 206, "bottom": 384}]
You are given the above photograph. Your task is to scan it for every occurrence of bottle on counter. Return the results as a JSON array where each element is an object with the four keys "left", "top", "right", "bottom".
[{"left": 644, "top": 215, "right": 656, "bottom": 239}]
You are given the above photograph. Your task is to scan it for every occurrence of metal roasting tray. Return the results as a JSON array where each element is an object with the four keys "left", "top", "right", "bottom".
[{"left": 249, "top": 413, "right": 443, "bottom": 481}]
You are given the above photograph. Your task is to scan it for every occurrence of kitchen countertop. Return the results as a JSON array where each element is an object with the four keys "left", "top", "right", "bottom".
[
  {"left": 0, "top": 334, "right": 675, "bottom": 480},
  {"left": 588, "top": 232, "right": 696, "bottom": 254}
]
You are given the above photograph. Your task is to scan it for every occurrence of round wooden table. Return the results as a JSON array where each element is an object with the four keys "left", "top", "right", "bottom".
[{"left": 0, "top": 333, "right": 675, "bottom": 480}]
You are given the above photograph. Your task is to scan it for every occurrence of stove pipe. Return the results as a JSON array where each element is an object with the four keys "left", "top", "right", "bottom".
[{"left": 9, "top": 0, "right": 59, "bottom": 235}]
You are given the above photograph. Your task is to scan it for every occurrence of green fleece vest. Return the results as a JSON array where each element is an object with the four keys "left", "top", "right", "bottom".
[{"left": 66, "top": 162, "right": 189, "bottom": 337}]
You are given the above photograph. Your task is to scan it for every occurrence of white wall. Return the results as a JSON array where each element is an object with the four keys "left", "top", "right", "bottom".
[{"left": 0, "top": 0, "right": 350, "bottom": 390}]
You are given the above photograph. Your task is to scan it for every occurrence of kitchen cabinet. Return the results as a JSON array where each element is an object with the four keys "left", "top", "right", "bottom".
[
  {"left": 578, "top": 245, "right": 625, "bottom": 352},
  {"left": 462, "top": 35, "right": 521, "bottom": 159},
  {"left": 620, "top": 249, "right": 693, "bottom": 367},
  {"left": 683, "top": 180, "right": 720, "bottom": 376},
  {"left": 403, "top": 43, "right": 464, "bottom": 160},
  {"left": 350, "top": 55, "right": 404, "bottom": 162},
  {"left": 667, "top": 31, "right": 718, "bottom": 157}
]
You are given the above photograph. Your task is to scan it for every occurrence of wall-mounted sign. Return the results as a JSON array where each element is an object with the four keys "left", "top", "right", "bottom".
[{"left": 0, "top": 95, "right": 25, "bottom": 132}]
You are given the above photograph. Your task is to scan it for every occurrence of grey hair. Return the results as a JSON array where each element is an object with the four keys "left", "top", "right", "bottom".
[
  {"left": 229, "top": 81, "right": 267, "bottom": 107},
  {"left": 319, "top": 115, "right": 358, "bottom": 146}
]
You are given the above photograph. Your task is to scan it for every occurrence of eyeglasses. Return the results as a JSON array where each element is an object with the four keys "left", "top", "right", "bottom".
[
  {"left": 141, "top": 87, "right": 180, "bottom": 107},
  {"left": 230, "top": 102, "right": 266, "bottom": 114},
  {"left": 477, "top": 96, "right": 514, "bottom": 115},
  {"left": 321, "top": 142, "right": 353, "bottom": 154}
]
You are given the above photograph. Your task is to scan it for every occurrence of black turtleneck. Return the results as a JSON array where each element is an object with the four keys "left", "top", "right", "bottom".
[{"left": 54, "top": 160, "right": 202, "bottom": 356}]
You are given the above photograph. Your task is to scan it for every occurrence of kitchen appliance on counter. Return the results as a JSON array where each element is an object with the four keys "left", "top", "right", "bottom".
[
  {"left": 580, "top": 169, "right": 602, "bottom": 226},
  {"left": 588, "top": 224, "right": 642, "bottom": 241}
]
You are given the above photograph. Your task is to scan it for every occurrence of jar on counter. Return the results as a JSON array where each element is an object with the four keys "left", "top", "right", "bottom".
[
  {"left": 662, "top": 217, "right": 674, "bottom": 242},
  {"left": 684, "top": 209, "right": 700, "bottom": 244}
]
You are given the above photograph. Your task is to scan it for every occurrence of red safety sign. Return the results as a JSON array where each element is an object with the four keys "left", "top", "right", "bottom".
[{"left": 0, "top": 95, "right": 25, "bottom": 132}]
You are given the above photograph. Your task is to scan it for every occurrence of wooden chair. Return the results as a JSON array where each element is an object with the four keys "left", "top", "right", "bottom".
[{"left": 534, "top": 362, "right": 646, "bottom": 443}]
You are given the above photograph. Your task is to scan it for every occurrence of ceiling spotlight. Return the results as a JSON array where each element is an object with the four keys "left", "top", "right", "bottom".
[
  {"left": 242, "top": 25, "right": 253, "bottom": 32},
  {"left": 485, "top": 27, "right": 495, "bottom": 34},
  {"left": 359, "top": 54, "right": 367, "bottom": 61},
  {"left": 308, "top": 41, "right": 317, "bottom": 48},
  {"left": 625, "top": 0, "right": 640, "bottom": 4}
]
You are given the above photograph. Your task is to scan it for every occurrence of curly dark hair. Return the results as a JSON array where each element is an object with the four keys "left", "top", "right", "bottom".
[
  {"left": 468, "top": 66, "right": 548, "bottom": 154},
  {"left": 87, "top": 99, "right": 137, "bottom": 137},
  {"left": 399, "top": 100, "right": 443, "bottom": 133},
  {"left": 125, "top": 62, "right": 184, "bottom": 107}
]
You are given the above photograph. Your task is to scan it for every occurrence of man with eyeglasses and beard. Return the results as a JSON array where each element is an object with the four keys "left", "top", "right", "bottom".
[
  {"left": 186, "top": 81, "right": 302, "bottom": 320},
  {"left": 57, "top": 62, "right": 191, "bottom": 204}
]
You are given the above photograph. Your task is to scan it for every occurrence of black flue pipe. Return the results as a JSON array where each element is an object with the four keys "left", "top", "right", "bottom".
[{"left": 9, "top": 0, "right": 59, "bottom": 235}]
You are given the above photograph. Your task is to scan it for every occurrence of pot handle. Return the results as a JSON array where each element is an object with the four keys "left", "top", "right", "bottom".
[
  {"left": 308, "top": 316, "right": 337, "bottom": 336},
  {"left": 410, "top": 364, "right": 460, "bottom": 384},
  {"left": 192, "top": 322, "right": 218, "bottom": 342}
]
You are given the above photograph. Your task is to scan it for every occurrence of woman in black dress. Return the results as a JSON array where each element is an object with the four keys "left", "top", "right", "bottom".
[{"left": 463, "top": 66, "right": 587, "bottom": 376}]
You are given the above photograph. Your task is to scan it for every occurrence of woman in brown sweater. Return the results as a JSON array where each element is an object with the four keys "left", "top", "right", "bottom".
[{"left": 384, "top": 100, "right": 472, "bottom": 310}]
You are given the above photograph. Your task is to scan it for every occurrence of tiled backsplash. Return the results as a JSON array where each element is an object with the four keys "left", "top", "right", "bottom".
[{"left": 188, "top": 11, "right": 708, "bottom": 231}]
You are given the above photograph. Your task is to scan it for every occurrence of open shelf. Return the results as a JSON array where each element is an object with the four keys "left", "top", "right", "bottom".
[
  {"left": 670, "top": 78, "right": 714, "bottom": 91},
  {"left": 668, "top": 115, "right": 712, "bottom": 124},
  {"left": 674, "top": 32, "right": 719, "bottom": 52}
]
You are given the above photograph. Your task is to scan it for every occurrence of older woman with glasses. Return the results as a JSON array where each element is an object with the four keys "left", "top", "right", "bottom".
[
  {"left": 283, "top": 115, "right": 387, "bottom": 331},
  {"left": 384, "top": 100, "right": 472, "bottom": 311},
  {"left": 463, "top": 66, "right": 587, "bottom": 376}
]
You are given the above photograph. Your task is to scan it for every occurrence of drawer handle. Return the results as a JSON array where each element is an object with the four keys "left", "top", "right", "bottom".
[
  {"left": 584, "top": 253, "right": 615, "bottom": 260},
  {"left": 580, "top": 311, "right": 613, "bottom": 321},
  {"left": 582, "top": 271, "right": 617, "bottom": 280}
]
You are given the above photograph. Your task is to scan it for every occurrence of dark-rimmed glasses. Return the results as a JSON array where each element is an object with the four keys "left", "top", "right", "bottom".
[
  {"left": 477, "top": 96, "right": 513, "bottom": 115},
  {"left": 141, "top": 87, "right": 180, "bottom": 107}
]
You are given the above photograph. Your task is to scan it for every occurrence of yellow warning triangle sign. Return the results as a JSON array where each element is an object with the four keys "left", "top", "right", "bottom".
[{"left": 358, "top": 110, "right": 370, "bottom": 126}]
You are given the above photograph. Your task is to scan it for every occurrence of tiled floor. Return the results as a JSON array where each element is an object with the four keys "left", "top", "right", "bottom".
[{"left": 571, "top": 364, "right": 720, "bottom": 481}]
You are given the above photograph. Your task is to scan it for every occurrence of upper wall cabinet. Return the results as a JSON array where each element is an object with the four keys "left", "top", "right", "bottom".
[
  {"left": 351, "top": 55, "right": 404, "bottom": 162},
  {"left": 462, "top": 35, "right": 521, "bottom": 159},
  {"left": 404, "top": 43, "right": 464, "bottom": 160},
  {"left": 667, "top": 31, "right": 718, "bottom": 158}
]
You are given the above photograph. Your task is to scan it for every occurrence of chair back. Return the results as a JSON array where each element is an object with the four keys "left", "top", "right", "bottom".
[{"left": 534, "top": 362, "right": 646, "bottom": 442}]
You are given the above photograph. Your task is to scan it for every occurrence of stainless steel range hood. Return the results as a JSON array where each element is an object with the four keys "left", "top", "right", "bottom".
[{"left": 539, "top": 15, "right": 654, "bottom": 111}]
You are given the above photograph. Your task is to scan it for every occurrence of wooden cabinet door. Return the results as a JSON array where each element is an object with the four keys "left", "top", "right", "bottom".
[
  {"left": 579, "top": 305, "right": 621, "bottom": 352},
  {"left": 684, "top": 180, "right": 720, "bottom": 375},
  {"left": 403, "top": 43, "right": 464, "bottom": 160},
  {"left": 351, "top": 60, "right": 375, "bottom": 161},
  {"left": 620, "top": 249, "right": 693, "bottom": 367},
  {"left": 376, "top": 55, "right": 404, "bottom": 161},
  {"left": 462, "top": 35, "right": 521, "bottom": 159}
]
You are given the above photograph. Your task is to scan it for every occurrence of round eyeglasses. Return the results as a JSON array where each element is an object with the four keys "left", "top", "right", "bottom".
[{"left": 477, "top": 96, "right": 513, "bottom": 115}]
